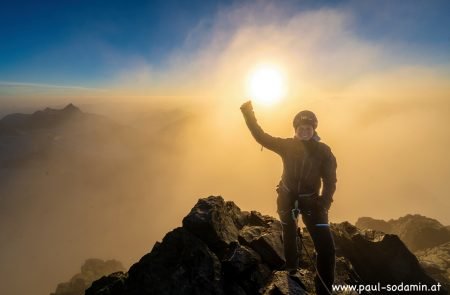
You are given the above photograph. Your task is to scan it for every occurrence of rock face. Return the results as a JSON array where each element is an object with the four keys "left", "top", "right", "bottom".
[
  {"left": 86, "top": 196, "right": 446, "bottom": 295},
  {"left": 356, "top": 215, "right": 450, "bottom": 252},
  {"left": 356, "top": 215, "right": 450, "bottom": 290},
  {"left": 332, "top": 223, "right": 439, "bottom": 286},
  {"left": 50, "top": 259, "right": 125, "bottom": 295},
  {"left": 415, "top": 242, "right": 450, "bottom": 291}
]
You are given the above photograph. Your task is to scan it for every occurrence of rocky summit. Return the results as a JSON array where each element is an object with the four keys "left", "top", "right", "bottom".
[{"left": 85, "top": 196, "right": 446, "bottom": 295}]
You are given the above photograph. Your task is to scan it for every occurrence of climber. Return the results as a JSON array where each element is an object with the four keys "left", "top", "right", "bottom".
[{"left": 240, "top": 100, "right": 337, "bottom": 295}]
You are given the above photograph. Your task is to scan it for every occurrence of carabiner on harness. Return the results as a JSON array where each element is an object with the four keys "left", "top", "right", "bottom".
[{"left": 291, "top": 199, "right": 301, "bottom": 221}]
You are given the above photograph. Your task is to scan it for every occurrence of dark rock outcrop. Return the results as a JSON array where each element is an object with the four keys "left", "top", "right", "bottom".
[
  {"left": 50, "top": 259, "right": 125, "bottom": 295},
  {"left": 86, "top": 196, "right": 446, "bottom": 295},
  {"left": 333, "top": 222, "right": 439, "bottom": 286},
  {"left": 356, "top": 214, "right": 450, "bottom": 252},
  {"left": 356, "top": 214, "right": 450, "bottom": 290},
  {"left": 126, "top": 227, "right": 224, "bottom": 295},
  {"left": 182, "top": 196, "right": 240, "bottom": 258}
]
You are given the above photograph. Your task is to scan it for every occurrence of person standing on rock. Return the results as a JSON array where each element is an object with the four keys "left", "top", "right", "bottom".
[{"left": 240, "top": 100, "right": 337, "bottom": 295}]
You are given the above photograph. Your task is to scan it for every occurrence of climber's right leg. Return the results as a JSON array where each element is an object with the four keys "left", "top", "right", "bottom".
[{"left": 276, "top": 189, "right": 299, "bottom": 271}]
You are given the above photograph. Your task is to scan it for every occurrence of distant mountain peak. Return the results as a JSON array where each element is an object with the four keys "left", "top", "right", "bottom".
[
  {"left": 34, "top": 103, "right": 82, "bottom": 116},
  {"left": 0, "top": 103, "right": 84, "bottom": 133},
  {"left": 62, "top": 103, "right": 82, "bottom": 113},
  {"left": 356, "top": 215, "right": 450, "bottom": 252}
]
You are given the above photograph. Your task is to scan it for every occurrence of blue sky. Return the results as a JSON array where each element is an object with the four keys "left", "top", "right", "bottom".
[
  {"left": 1, "top": 5, "right": 450, "bottom": 295},
  {"left": 0, "top": 0, "right": 449, "bottom": 88},
  {"left": 0, "top": 0, "right": 227, "bottom": 85}
]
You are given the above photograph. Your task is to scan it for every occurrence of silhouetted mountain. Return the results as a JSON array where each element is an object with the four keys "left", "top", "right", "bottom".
[
  {"left": 0, "top": 104, "right": 133, "bottom": 169},
  {"left": 0, "top": 104, "right": 194, "bottom": 170},
  {"left": 356, "top": 214, "right": 450, "bottom": 252},
  {"left": 0, "top": 103, "right": 82, "bottom": 134},
  {"left": 0, "top": 104, "right": 199, "bottom": 295},
  {"left": 50, "top": 259, "right": 125, "bottom": 295},
  {"left": 85, "top": 196, "right": 445, "bottom": 295}
]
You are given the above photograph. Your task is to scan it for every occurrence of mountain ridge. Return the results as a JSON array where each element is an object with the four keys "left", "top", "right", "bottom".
[
  {"left": 0, "top": 103, "right": 83, "bottom": 133},
  {"left": 85, "top": 196, "right": 446, "bottom": 295},
  {"left": 356, "top": 214, "right": 450, "bottom": 252}
]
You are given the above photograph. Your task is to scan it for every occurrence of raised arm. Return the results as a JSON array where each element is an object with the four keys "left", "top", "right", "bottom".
[{"left": 240, "top": 100, "right": 285, "bottom": 154}]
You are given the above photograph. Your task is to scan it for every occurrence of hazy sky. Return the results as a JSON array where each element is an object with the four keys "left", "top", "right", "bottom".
[
  {"left": 0, "top": 0, "right": 449, "bottom": 90},
  {"left": 1, "top": 1, "right": 450, "bottom": 295}
]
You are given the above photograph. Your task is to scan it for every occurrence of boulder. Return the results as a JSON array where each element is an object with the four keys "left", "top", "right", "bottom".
[
  {"left": 332, "top": 222, "right": 440, "bottom": 287},
  {"left": 125, "top": 227, "right": 223, "bottom": 295},
  {"left": 182, "top": 196, "right": 240, "bottom": 258}
]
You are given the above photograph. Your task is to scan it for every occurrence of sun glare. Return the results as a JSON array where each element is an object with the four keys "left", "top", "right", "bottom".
[{"left": 246, "top": 64, "right": 287, "bottom": 106}]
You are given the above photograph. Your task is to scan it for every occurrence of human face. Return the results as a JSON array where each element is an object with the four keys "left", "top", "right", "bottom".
[{"left": 295, "top": 124, "right": 314, "bottom": 141}]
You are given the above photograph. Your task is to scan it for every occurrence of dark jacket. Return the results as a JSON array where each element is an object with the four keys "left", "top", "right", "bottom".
[{"left": 241, "top": 106, "right": 337, "bottom": 204}]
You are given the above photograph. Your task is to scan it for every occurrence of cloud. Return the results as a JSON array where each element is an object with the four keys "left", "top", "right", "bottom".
[
  {"left": 2, "top": 0, "right": 449, "bottom": 223},
  {"left": 105, "top": 3, "right": 388, "bottom": 106},
  {"left": 83, "top": 3, "right": 450, "bottom": 228},
  {"left": 1, "top": 3, "right": 450, "bottom": 295}
]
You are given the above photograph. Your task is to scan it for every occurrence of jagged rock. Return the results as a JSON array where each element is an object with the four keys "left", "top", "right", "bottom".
[
  {"left": 126, "top": 227, "right": 223, "bottom": 295},
  {"left": 225, "top": 200, "right": 249, "bottom": 229},
  {"left": 182, "top": 196, "right": 240, "bottom": 258},
  {"left": 50, "top": 258, "right": 125, "bottom": 295},
  {"left": 248, "top": 211, "right": 271, "bottom": 227},
  {"left": 238, "top": 224, "right": 284, "bottom": 268},
  {"left": 86, "top": 196, "right": 447, "bottom": 295},
  {"left": 415, "top": 242, "right": 450, "bottom": 291},
  {"left": 222, "top": 242, "right": 262, "bottom": 274},
  {"left": 222, "top": 242, "right": 273, "bottom": 294},
  {"left": 332, "top": 222, "right": 441, "bottom": 288},
  {"left": 334, "top": 256, "right": 360, "bottom": 289},
  {"left": 85, "top": 272, "right": 128, "bottom": 295},
  {"left": 226, "top": 262, "right": 273, "bottom": 294},
  {"left": 260, "top": 271, "right": 307, "bottom": 295},
  {"left": 356, "top": 214, "right": 450, "bottom": 251}
]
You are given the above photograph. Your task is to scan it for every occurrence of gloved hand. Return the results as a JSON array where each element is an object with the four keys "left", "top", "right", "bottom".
[
  {"left": 316, "top": 196, "right": 332, "bottom": 211},
  {"left": 240, "top": 100, "right": 253, "bottom": 112}
]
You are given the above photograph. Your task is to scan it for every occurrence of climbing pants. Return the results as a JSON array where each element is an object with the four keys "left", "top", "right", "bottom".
[{"left": 276, "top": 190, "right": 336, "bottom": 295}]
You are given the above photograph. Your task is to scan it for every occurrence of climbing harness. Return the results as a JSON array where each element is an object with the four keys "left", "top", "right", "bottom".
[{"left": 287, "top": 141, "right": 333, "bottom": 294}]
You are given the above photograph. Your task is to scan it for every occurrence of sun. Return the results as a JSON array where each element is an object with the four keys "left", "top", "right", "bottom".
[{"left": 246, "top": 64, "right": 287, "bottom": 106}]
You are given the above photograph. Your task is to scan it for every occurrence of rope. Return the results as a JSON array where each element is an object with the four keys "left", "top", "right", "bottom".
[
  {"left": 292, "top": 204, "right": 333, "bottom": 295},
  {"left": 298, "top": 232, "right": 333, "bottom": 295},
  {"left": 292, "top": 205, "right": 373, "bottom": 295}
]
